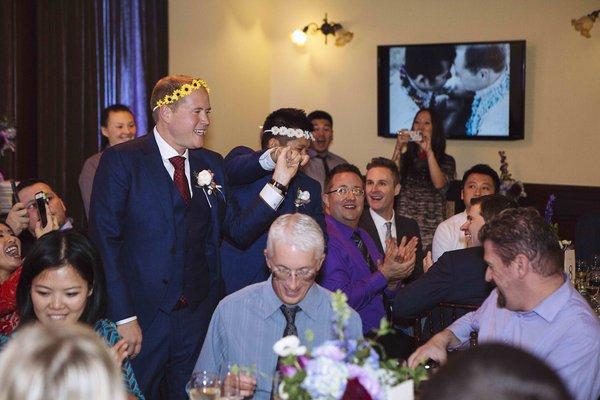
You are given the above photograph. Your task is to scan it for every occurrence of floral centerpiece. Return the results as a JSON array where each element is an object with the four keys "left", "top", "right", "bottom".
[
  {"left": 498, "top": 150, "right": 526, "bottom": 201},
  {"left": 0, "top": 116, "right": 17, "bottom": 181},
  {"left": 272, "top": 291, "right": 426, "bottom": 400},
  {"left": 544, "top": 194, "right": 571, "bottom": 250}
]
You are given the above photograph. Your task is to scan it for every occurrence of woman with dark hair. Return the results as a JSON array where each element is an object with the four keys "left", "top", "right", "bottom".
[
  {"left": 0, "top": 222, "right": 22, "bottom": 335},
  {"left": 392, "top": 108, "right": 456, "bottom": 249},
  {"left": 78, "top": 104, "right": 136, "bottom": 219},
  {"left": 0, "top": 230, "right": 144, "bottom": 399}
]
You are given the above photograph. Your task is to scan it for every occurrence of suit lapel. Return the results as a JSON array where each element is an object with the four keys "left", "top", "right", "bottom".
[
  {"left": 140, "top": 134, "right": 175, "bottom": 231},
  {"left": 189, "top": 150, "right": 224, "bottom": 223},
  {"left": 361, "top": 210, "right": 384, "bottom": 255}
]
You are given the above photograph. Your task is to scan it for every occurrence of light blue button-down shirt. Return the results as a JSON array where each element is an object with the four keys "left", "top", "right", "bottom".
[
  {"left": 194, "top": 278, "right": 363, "bottom": 399},
  {"left": 449, "top": 280, "right": 600, "bottom": 400}
]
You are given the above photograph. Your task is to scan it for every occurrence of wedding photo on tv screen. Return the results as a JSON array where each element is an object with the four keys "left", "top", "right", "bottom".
[{"left": 377, "top": 40, "right": 526, "bottom": 140}]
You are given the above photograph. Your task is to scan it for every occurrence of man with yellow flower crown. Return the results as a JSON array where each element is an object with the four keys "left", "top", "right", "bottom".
[{"left": 90, "top": 75, "right": 302, "bottom": 399}]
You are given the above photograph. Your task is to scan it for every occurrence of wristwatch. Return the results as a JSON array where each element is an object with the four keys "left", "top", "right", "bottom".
[{"left": 269, "top": 179, "right": 288, "bottom": 195}]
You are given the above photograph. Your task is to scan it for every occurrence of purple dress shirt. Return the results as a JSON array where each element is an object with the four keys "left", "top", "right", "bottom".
[
  {"left": 320, "top": 215, "right": 392, "bottom": 333},
  {"left": 449, "top": 280, "right": 600, "bottom": 400}
]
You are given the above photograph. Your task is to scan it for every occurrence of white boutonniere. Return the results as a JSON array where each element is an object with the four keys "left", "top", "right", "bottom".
[
  {"left": 194, "top": 169, "right": 223, "bottom": 208},
  {"left": 294, "top": 189, "right": 311, "bottom": 209}
]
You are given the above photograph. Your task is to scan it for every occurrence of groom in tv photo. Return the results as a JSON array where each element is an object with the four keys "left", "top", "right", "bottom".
[{"left": 90, "top": 75, "right": 303, "bottom": 399}]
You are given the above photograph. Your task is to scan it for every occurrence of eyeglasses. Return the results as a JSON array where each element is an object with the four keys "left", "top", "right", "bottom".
[
  {"left": 325, "top": 186, "right": 365, "bottom": 197},
  {"left": 271, "top": 266, "right": 316, "bottom": 281}
]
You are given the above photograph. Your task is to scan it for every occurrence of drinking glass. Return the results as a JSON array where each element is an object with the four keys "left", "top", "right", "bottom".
[
  {"left": 587, "top": 261, "right": 600, "bottom": 302},
  {"left": 220, "top": 363, "right": 242, "bottom": 400},
  {"left": 186, "top": 371, "right": 220, "bottom": 400}
]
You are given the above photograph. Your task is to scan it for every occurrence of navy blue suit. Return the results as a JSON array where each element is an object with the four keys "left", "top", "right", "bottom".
[
  {"left": 221, "top": 146, "right": 326, "bottom": 294},
  {"left": 90, "top": 134, "right": 277, "bottom": 399},
  {"left": 393, "top": 246, "right": 493, "bottom": 319}
]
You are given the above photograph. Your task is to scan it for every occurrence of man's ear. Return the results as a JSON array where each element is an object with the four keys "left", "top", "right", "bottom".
[
  {"left": 513, "top": 253, "right": 530, "bottom": 278},
  {"left": 159, "top": 105, "right": 172, "bottom": 123},
  {"left": 394, "top": 183, "right": 401, "bottom": 197},
  {"left": 314, "top": 254, "right": 326, "bottom": 273},
  {"left": 322, "top": 193, "right": 330, "bottom": 214},
  {"left": 100, "top": 127, "right": 109, "bottom": 138},
  {"left": 479, "top": 68, "right": 491, "bottom": 84}
]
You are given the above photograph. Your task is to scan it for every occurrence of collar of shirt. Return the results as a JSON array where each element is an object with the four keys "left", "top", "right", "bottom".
[
  {"left": 154, "top": 127, "right": 189, "bottom": 160},
  {"left": 153, "top": 127, "right": 193, "bottom": 194},
  {"left": 369, "top": 208, "right": 395, "bottom": 233},
  {"left": 59, "top": 218, "right": 74, "bottom": 231},
  {"left": 530, "top": 275, "right": 570, "bottom": 323},
  {"left": 369, "top": 208, "right": 396, "bottom": 249},
  {"left": 259, "top": 276, "right": 321, "bottom": 322}
]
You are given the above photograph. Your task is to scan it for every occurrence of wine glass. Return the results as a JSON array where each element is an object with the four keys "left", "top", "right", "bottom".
[
  {"left": 587, "top": 262, "right": 600, "bottom": 303},
  {"left": 220, "top": 363, "right": 242, "bottom": 400},
  {"left": 186, "top": 371, "right": 220, "bottom": 400}
]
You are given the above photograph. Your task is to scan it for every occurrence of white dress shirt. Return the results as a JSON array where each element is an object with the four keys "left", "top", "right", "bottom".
[
  {"left": 369, "top": 208, "right": 396, "bottom": 252},
  {"left": 431, "top": 210, "right": 468, "bottom": 262}
]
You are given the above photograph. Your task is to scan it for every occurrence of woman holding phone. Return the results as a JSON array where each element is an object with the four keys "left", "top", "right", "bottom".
[{"left": 391, "top": 108, "right": 456, "bottom": 250}]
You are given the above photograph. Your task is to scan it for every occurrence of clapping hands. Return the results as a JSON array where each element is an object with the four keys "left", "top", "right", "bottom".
[{"left": 378, "top": 236, "right": 419, "bottom": 282}]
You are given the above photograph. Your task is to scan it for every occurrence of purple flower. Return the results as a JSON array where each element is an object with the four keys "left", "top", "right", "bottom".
[
  {"left": 297, "top": 355, "right": 309, "bottom": 369},
  {"left": 544, "top": 194, "right": 556, "bottom": 224},
  {"left": 313, "top": 341, "right": 346, "bottom": 361},
  {"left": 347, "top": 364, "right": 384, "bottom": 400},
  {"left": 280, "top": 365, "right": 297, "bottom": 377}
]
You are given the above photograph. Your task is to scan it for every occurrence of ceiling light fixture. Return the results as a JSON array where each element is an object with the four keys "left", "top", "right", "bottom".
[{"left": 290, "top": 13, "right": 353, "bottom": 47}]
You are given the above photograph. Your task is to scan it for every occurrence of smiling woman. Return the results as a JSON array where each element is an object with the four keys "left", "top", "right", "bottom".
[
  {"left": 0, "top": 230, "right": 145, "bottom": 400},
  {"left": 0, "top": 222, "right": 22, "bottom": 336}
]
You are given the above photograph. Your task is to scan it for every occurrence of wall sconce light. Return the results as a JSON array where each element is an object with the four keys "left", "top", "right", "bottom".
[
  {"left": 290, "top": 13, "right": 353, "bottom": 47},
  {"left": 572, "top": 9, "right": 599, "bottom": 38}
]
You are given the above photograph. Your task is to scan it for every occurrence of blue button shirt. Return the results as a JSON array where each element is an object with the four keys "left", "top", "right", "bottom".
[
  {"left": 449, "top": 280, "right": 600, "bottom": 400},
  {"left": 194, "top": 278, "right": 362, "bottom": 399}
]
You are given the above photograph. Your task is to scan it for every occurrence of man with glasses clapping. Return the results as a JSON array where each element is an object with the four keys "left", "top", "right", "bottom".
[{"left": 319, "top": 163, "right": 419, "bottom": 360}]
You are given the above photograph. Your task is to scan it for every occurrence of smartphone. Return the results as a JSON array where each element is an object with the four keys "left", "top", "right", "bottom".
[
  {"left": 10, "top": 180, "right": 18, "bottom": 205},
  {"left": 34, "top": 191, "right": 48, "bottom": 228}
]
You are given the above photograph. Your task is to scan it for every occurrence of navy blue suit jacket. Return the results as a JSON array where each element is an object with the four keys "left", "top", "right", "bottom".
[
  {"left": 89, "top": 135, "right": 277, "bottom": 329},
  {"left": 359, "top": 209, "right": 424, "bottom": 283},
  {"left": 393, "top": 246, "right": 493, "bottom": 319},
  {"left": 220, "top": 146, "right": 326, "bottom": 294}
]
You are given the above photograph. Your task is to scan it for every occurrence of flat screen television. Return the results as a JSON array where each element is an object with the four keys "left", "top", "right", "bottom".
[{"left": 377, "top": 40, "right": 526, "bottom": 140}]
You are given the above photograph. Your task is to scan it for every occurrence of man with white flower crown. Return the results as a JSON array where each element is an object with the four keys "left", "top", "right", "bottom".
[
  {"left": 90, "top": 75, "right": 301, "bottom": 399},
  {"left": 194, "top": 213, "right": 362, "bottom": 399},
  {"left": 220, "top": 108, "right": 326, "bottom": 295}
]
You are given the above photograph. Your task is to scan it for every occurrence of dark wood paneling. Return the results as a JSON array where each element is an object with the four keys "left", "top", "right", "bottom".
[{"left": 447, "top": 181, "right": 600, "bottom": 240}]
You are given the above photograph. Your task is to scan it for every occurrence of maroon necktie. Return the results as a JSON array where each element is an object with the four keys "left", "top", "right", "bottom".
[{"left": 169, "top": 156, "right": 191, "bottom": 206}]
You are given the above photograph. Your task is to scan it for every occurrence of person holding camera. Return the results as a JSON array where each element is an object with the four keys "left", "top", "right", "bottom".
[
  {"left": 391, "top": 108, "right": 455, "bottom": 250},
  {"left": 5, "top": 179, "right": 72, "bottom": 256}
]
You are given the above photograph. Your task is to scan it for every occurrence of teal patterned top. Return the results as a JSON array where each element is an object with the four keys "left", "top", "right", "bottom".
[
  {"left": 0, "top": 319, "right": 144, "bottom": 400},
  {"left": 93, "top": 319, "right": 145, "bottom": 400}
]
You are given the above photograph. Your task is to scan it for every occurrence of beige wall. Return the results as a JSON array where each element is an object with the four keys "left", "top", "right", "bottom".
[{"left": 171, "top": 0, "right": 600, "bottom": 186}]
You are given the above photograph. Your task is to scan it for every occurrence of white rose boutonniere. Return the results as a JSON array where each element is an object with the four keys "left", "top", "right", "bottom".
[
  {"left": 194, "top": 169, "right": 223, "bottom": 208},
  {"left": 294, "top": 189, "right": 311, "bottom": 209}
]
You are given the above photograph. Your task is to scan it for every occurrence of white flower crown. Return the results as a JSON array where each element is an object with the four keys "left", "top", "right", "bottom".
[{"left": 263, "top": 126, "right": 314, "bottom": 141}]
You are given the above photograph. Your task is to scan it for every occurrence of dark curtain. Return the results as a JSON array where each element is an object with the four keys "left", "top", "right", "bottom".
[{"left": 0, "top": 0, "right": 168, "bottom": 225}]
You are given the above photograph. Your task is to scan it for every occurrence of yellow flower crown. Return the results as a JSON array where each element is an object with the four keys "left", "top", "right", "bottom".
[{"left": 152, "top": 79, "right": 210, "bottom": 111}]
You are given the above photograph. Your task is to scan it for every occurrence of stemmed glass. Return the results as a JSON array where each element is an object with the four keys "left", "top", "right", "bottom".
[
  {"left": 186, "top": 371, "right": 220, "bottom": 400},
  {"left": 220, "top": 363, "right": 242, "bottom": 400},
  {"left": 587, "top": 256, "right": 600, "bottom": 311}
]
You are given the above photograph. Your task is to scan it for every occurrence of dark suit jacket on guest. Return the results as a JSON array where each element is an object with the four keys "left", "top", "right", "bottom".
[
  {"left": 359, "top": 209, "right": 424, "bottom": 282},
  {"left": 221, "top": 146, "right": 325, "bottom": 295},
  {"left": 393, "top": 246, "right": 493, "bottom": 320}
]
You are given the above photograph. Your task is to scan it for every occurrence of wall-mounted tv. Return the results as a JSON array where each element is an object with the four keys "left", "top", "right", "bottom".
[{"left": 377, "top": 40, "right": 526, "bottom": 140}]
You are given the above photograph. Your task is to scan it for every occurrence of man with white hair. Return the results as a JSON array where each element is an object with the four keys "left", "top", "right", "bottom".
[{"left": 194, "top": 213, "right": 362, "bottom": 400}]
